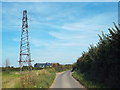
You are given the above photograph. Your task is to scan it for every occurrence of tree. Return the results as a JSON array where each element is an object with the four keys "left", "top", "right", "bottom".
[{"left": 75, "top": 23, "right": 120, "bottom": 88}]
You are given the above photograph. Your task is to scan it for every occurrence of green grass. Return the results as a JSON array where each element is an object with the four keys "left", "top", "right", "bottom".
[
  {"left": 20, "top": 68, "right": 56, "bottom": 88},
  {"left": 2, "top": 66, "right": 70, "bottom": 88},
  {"left": 2, "top": 71, "right": 26, "bottom": 88},
  {"left": 2, "top": 68, "right": 56, "bottom": 88},
  {"left": 0, "top": 72, "right": 2, "bottom": 89},
  {"left": 72, "top": 71, "right": 107, "bottom": 88}
]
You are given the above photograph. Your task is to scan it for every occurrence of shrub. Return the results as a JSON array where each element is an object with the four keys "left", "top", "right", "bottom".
[{"left": 74, "top": 23, "right": 120, "bottom": 88}]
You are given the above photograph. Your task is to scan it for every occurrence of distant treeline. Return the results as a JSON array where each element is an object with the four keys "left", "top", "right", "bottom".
[
  {"left": 2, "top": 63, "right": 72, "bottom": 72},
  {"left": 73, "top": 23, "right": 120, "bottom": 88},
  {"left": 2, "top": 66, "right": 43, "bottom": 71},
  {"left": 52, "top": 63, "right": 72, "bottom": 72}
]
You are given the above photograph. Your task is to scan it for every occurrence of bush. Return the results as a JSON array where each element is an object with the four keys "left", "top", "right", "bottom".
[{"left": 74, "top": 23, "right": 120, "bottom": 88}]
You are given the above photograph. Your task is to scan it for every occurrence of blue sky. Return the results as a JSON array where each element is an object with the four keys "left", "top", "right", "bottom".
[{"left": 1, "top": 2, "right": 118, "bottom": 67}]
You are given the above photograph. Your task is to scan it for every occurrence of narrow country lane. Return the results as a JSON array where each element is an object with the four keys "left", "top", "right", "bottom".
[{"left": 50, "top": 70, "right": 85, "bottom": 88}]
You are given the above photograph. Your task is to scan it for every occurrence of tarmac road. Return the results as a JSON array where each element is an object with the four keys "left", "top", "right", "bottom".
[{"left": 50, "top": 70, "right": 85, "bottom": 88}]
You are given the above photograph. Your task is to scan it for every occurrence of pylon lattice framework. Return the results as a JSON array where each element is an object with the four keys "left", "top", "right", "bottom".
[{"left": 19, "top": 10, "right": 32, "bottom": 71}]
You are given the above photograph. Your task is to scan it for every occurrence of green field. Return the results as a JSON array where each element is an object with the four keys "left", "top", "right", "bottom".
[
  {"left": 0, "top": 72, "right": 2, "bottom": 89},
  {"left": 2, "top": 68, "right": 56, "bottom": 88}
]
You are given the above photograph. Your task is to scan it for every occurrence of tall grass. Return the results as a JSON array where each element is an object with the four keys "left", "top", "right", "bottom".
[
  {"left": 20, "top": 68, "right": 56, "bottom": 88},
  {"left": 2, "top": 71, "right": 22, "bottom": 88},
  {"left": 0, "top": 72, "right": 2, "bottom": 89},
  {"left": 2, "top": 68, "right": 56, "bottom": 88}
]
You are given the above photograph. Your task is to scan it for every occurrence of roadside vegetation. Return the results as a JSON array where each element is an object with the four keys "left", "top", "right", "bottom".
[
  {"left": 20, "top": 68, "right": 56, "bottom": 88},
  {"left": 72, "top": 70, "right": 107, "bottom": 88},
  {"left": 52, "top": 63, "right": 72, "bottom": 72},
  {"left": 2, "top": 68, "right": 56, "bottom": 88},
  {"left": 2, "top": 71, "right": 22, "bottom": 88},
  {"left": 2, "top": 64, "right": 72, "bottom": 88},
  {"left": 0, "top": 71, "right": 2, "bottom": 89},
  {"left": 73, "top": 23, "right": 120, "bottom": 88}
]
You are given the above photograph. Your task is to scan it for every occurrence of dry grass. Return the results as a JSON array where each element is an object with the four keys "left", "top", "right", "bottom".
[
  {"left": 2, "top": 68, "right": 56, "bottom": 88},
  {"left": 0, "top": 72, "right": 2, "bottom": 89},
  {"left": 2, "top": 71, "right": 22, "bottom": 88},
  {"left": 20, "top": 68, "right": 56, "bottom": 88}
]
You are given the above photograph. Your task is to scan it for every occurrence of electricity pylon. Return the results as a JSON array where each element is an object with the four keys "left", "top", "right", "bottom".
[{"left": 19, "top": 10, "right": 32, "bottom": 71}]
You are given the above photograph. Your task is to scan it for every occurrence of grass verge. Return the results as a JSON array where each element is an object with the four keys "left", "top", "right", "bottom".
[
  {"left": 72, "top": 71, "right": 107, "bottom": 88},
  {"left": 2, "top": 68, "right": 56, "bottom": 88},
  {"left": 0, "top": 72, "right": 2, "bottom": 89},
  {"left": 2, "top": 71, "right": 23, "bottom": 88}
]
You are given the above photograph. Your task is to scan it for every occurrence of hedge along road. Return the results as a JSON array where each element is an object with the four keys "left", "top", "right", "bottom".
[{"left": 50, "top": 70, "right": 85, "bottom": 88}]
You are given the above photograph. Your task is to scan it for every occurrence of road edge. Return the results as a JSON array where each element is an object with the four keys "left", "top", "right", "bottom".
[
  {"left": 50, "top": 71, "right": 66, "bottom": 88},
  {"left": 71, "top": 71, "right": 87, "bottom": 89}
]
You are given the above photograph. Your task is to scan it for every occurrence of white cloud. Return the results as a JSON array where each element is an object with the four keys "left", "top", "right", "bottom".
[
  {"left": 30, "top": 37, "right": 90, "bottom": 48},
  {"left": 48, "top": 12, "right": 117, "bottom": 44},
  {"left": 49, "top": 32, "right": 86, "bottom": 40},
  {"left": 12, "top": 38, "right": 19, "bottom": 42},
  {"left": 61, "top": 12, "right": 117, "bottom": 31},
  {"left": 30, "top": 38, "right": 49, "bottom": 47}
]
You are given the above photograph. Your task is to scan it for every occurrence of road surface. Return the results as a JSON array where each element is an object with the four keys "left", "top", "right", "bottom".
[{"left": 50, "top": 70, "right": 85, "bottom": 88}]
